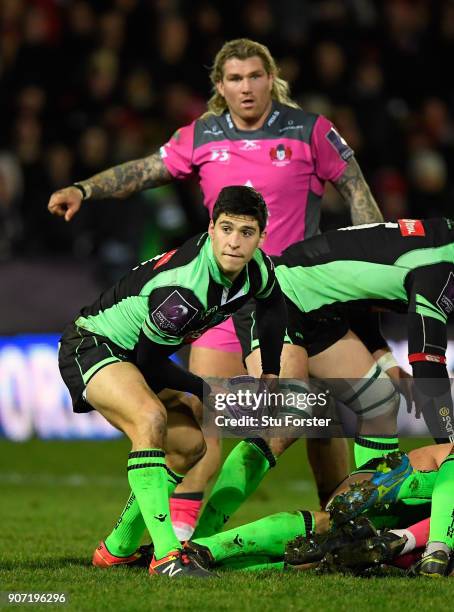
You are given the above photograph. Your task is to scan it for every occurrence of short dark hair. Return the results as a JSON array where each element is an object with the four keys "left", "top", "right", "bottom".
[{"left": 212, "top": 186, "right": 268, "bottom": 233}]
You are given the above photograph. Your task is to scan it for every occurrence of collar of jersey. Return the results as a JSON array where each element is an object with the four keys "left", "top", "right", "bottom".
[
  {"left": 204, "top": 235, "right": 237, "bottom": 288},
  {"left": 224, "top": 100, "right": 280, "bottom": 134}
]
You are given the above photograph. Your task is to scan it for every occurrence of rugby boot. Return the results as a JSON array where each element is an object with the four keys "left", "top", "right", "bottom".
[
  {"left": 183, "top": 540, "right": 216, "bottom": 569},
  {"left": 149, "top": 549, "right": 214, "bottom": 577},
  {"left": 329, "top": 452, "right": 413, "bottom": 525},
  {"left": 92, "top": 541, "right": 153, "bottom": 568},
  {"left": 409, "top": 550, "right": 449, "bottom": 577},
  {"left": 285, "top": 515, "right": 377, "bottom": 566},
  {"left": 323, "top": 532, "right": 407, "bottom": 573}
]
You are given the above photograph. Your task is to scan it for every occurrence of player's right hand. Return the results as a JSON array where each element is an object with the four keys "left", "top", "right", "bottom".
[{"left": 47, "top": 186, "right": 83, "bottom": 222}]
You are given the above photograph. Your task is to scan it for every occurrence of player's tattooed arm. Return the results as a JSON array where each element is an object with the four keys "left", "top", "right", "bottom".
[
  {"left": 333, "top": 157, "right": 384, "bottom": 224},
  {"left": 80, "top": 151, "right": 173, "bottom": 199}
]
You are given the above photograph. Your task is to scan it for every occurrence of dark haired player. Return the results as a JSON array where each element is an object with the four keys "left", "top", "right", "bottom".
[
  {"left": 48, "top": 37, "right": 383, "bottom": 538},
  {"left": 58, "top": 186, "right": 286, "bottom": 578}
]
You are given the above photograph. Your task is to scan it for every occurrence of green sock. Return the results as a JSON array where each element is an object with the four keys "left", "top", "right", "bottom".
[
  {"left": 194, "top": 510, "right": 313, "bottom": 562},
  {"left": 428, "top": 452, "right": 454, "bottom": 549},
  {"left": 105, "top": 492, "right": 145, "bottom": 557},
  {"left": 396, "top": 470, "right": 438, "bottom": 501},
  {"left": 354, "top": 436, "right": 399, "bottom": 468},
  {"left": 193, "top": 439, "right": 276, "bottom": 538},
  {"left": 127, "top": 449, "right": 181, "bottom": 560},
  {"left": 105, "top": 466, "right": 183, "bottom": 557},
  {"left": 219, "top": 555, "right": 284, "bottom": 571}
]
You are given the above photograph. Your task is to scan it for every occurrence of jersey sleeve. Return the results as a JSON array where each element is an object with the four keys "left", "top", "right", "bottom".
[
  {"left": 159, "top": 122, "right": 196, "bottom": 179},
  {"left": 405, "top": 265, "right": 454, "bottom": 442},
  {"left": 253, "top": 250, "right": 276, "bottom": 299},
  {"left": 312, "top": 115, "right": 354, "bottom": 182}
]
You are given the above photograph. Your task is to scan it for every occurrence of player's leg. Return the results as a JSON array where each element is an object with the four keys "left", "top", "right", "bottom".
[
  {"left": 99, "top": 390, "right": 206, "bottom": 563},
  {"left": 414, "top": 445, "right": 454, "bottom": 576},
  {"left": 193, "top": 343, "right": 306, "bottom": 538},
  {"left": 86, "top": 363, "right": 186, "bottom": 562},
  {"left": 309, "top": 330, "right": 400, "bottom": 468},
  {"left": 191, "top": 510, "right": 324, "bottom": 567},
  {"left": 170, "top": 320, "right": 247, "bottom": 539}
]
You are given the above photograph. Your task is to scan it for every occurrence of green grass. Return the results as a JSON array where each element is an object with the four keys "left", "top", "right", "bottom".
[{"left": 0, "top": 438, "right": 453, "bottom": 611}]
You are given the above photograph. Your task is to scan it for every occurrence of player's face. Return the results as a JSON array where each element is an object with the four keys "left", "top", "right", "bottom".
[
  {"left": 217, "top": 56, "right": 273, "bottom": 130},
  {"left": 209, "top": 213, "right": 265, "bottom": 280}
]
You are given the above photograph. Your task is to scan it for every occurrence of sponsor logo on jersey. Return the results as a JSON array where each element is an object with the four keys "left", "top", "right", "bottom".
[
  {"left": 267, "top": 110, "right": 280, "bottom": 126},
  {"left": 279, "top": 122, "right": 304, "bottom": 133},
  {"left": 440, "top": 409, "right": 454, "bottom": 440},
  {"left": 239, "top": 140, "right": 261, "bottom": 151},
  {"left": 203, "top": 126, "right": 224, "bottom": 136},
  {"left": 152, "top": 290, "right": 198, "bottom": 333},
  {"left": 210, "top": 148, "right": 230, "bottom": 163},
  {"left": 225, "top": 113, "right": 234, "bottom": 129},
  {"left": 269, "top": 144, "right": 292, "bottom": 166},
  {"left": 326, "top": 127, "right": 353, "bottom": 161},
  {"left": 398, "top": 219, "right": 425, "bottom": 237},
  {"left": 436, "top": 272, "right": 454, "bottom": 315},
  {"left": 153, "top": 249, "right": 177, "bottom": 270},
  {"left": 408, "top": 352, "right": 447, "bottom": 364}
]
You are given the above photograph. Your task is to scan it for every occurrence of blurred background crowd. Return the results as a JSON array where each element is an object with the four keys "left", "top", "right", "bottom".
[{"left": 2, "top": 0, "right": 454, "bottom": 303}]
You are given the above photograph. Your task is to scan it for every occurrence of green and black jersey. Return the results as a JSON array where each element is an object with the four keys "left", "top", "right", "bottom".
[
  {"left": 273, "top": 218, "right": 454, "bottom": 442},
  {"left": 274, "top": 218, "right": 454, "bottom": 321},
  {"left": 74, "top": 232, "right": 284, "bottom": 370}
]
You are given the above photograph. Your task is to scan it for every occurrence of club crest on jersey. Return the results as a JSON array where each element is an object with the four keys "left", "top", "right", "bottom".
[
  {"left": 152, "top": 290, "right": 198, "bottom": 333},
  {"left": 240, "top": 140, "right": 261, "bottom": 151},
  {"left": 269, "top": 143, "right": 292, "bottom": 166},
  {"left": 398, "top": 219, "right": 425, "bottom": 237}
]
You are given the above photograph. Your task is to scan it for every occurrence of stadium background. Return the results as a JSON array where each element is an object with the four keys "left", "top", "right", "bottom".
[
  {"left": 1, "top": 1, "right": 454, "bottom": 607},
  {"left": 2, "top": 0, "right": 454, "bottom": 440}
]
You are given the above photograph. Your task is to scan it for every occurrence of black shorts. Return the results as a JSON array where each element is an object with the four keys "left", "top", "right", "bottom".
[
  {"left": 232, "top": 299, "right": 349, "bottom": 360},
  {"left": 59, "top": 324, "right": 133, "bottom": 413}
]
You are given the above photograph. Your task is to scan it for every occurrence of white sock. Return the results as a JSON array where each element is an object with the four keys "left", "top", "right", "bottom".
[{"left": 389, "top": 529, "right": 414, "bottom": 555}]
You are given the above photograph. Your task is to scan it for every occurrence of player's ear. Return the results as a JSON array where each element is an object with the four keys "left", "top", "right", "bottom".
[
  {"left": 216, "top": 80, "right": 225, "bottom": 97},
  {"left": 258, "top": 230, "right": 266, "bottom": 248},
  {"left": 268, "top": 73, "right": 274, "bottom": 93},
  {"left": 208, "top": 219, "right": 215, "bottom": 238}
]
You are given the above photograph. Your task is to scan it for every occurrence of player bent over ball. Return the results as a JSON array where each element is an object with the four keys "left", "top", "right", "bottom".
[
  {"left": 187, "top": 444, "right": 454, "bottom": 577},
  {"left": 193, "top": 216, "right": 454, "bottom": 540},
  {"left": 57, "top": 186, "right": 286, "bottom": 578}
]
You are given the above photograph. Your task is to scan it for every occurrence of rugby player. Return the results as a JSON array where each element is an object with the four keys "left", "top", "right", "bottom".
[
  {"left": 48, "top": 37, "right": 383, "bottom": 537},
  {"left": 192, "top": 217, "right": 454, "bottom": 539},
  {"left": 188, "top": 444, "right": 454, "bottom": 577},
  {"left": 58, "top": 186, "right": 286, "bottom": 577}
]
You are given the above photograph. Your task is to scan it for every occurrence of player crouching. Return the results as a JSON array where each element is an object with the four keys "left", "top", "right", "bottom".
[{"left": 57, "top": 186, "right": 286, "bottom": 577}]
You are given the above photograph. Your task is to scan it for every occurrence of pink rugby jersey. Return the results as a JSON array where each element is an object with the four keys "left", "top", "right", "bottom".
[{"left": 160, "top": 101, "right": 353, "bottom": 256}]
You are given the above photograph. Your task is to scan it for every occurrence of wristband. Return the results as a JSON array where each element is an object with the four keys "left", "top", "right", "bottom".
[
  {"left": 376, "top": 352, "right": 398, "bottom": 372},
  {"left": 73, "top": 183, "right": 88, "bottom": 200}
]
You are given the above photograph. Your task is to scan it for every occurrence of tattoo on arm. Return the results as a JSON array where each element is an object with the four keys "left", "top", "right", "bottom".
[
  {"left": 334, "top": 157, "right": 384, "bottom": 224},
  {"left": 80, "top": 150, "right": 173, "bottom": 199}
]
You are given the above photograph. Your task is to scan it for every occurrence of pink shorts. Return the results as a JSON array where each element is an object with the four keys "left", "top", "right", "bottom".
[{"left": 190, "top": 318, "right": 242, "bottom": 352}]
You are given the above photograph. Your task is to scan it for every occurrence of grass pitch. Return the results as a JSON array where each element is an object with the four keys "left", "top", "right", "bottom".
[{"left": 1, "top": 438, "right": 452, "bottom": 611}]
